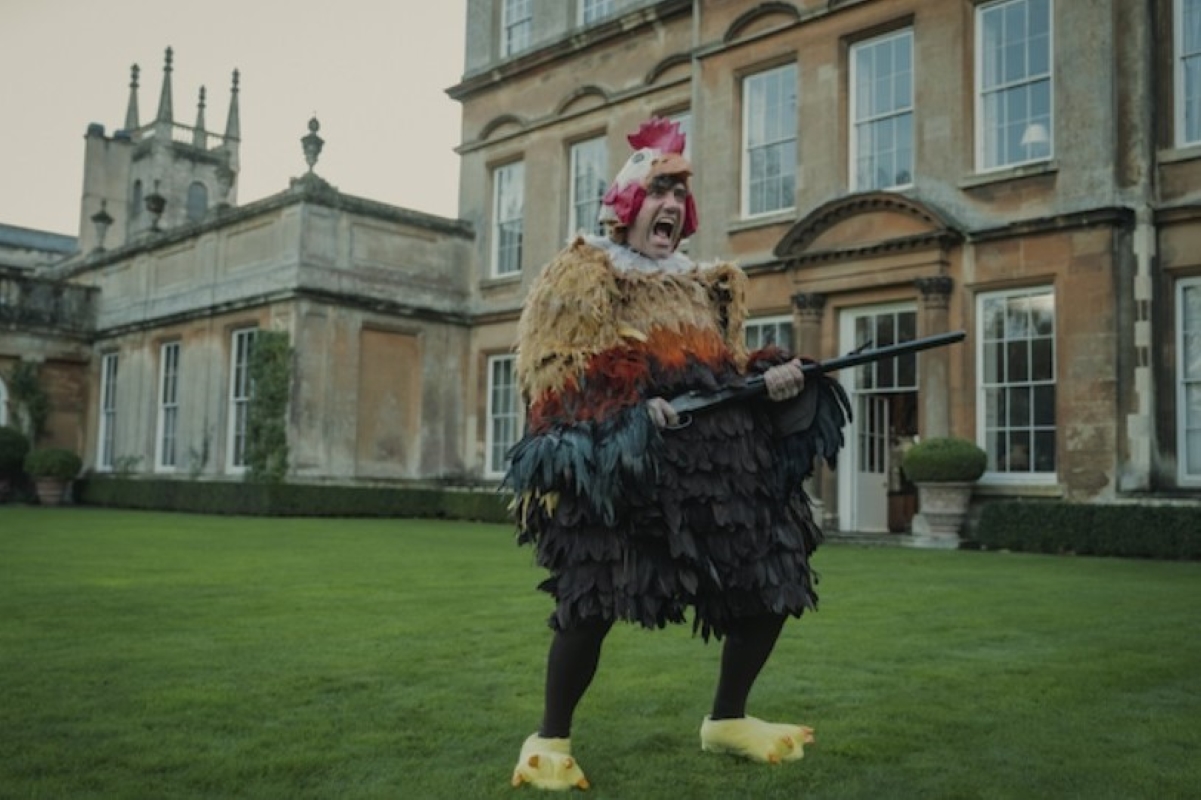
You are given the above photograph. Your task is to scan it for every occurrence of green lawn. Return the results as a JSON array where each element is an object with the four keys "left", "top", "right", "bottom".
[{"left": 1, "top": 507, "right": 1198, "bottom": 799}]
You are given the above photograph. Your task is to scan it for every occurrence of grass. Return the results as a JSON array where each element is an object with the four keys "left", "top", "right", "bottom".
[{"left": 1, "top": 506, "right": 1198, "bottom": 800}]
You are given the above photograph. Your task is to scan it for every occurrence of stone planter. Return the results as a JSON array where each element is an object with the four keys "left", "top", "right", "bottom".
[
  {"left": 908, "top": 481, "right": 974, "bottom": 549},
  {"left": 33, "top": 477, "right": 68, "bottom": 506}
]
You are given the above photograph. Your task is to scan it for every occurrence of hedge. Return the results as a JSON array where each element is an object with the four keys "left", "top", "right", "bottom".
[
  {"left": 975, "top": 500, "right": 1201, "bottom": 560},
  {"left": 76, "top": 477, "right": 513, "bottom": 524}
]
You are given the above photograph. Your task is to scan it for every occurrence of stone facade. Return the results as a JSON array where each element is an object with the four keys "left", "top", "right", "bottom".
[
  {"left": 3, "top": 2, "right": 1200, "bottom": 528},
  {"left": 449, "top": 0, "right": 1200, "bottom": 530}
]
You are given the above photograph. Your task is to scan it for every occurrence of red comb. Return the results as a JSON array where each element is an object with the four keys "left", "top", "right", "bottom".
[{"left": 627, "top": 117, "right": 686, "bottom": 154}]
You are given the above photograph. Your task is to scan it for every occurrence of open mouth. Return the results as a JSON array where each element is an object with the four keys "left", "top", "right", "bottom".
[{"left": 652, "top": 217, "right": 678, "bottom": 242}]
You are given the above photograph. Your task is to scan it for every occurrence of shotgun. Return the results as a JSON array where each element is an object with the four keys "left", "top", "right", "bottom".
[{"left": 668, "top": 330, "right": 966, "bottom": 417}]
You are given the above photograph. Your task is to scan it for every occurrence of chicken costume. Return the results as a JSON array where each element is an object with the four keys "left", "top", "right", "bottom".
[{"left": 506, "top": 119, "right": 848, "bottom": 791}]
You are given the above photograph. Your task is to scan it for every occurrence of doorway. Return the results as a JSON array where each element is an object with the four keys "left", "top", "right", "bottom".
[{"left": 837, "top": 304, "right": 919, "bottom": 533}]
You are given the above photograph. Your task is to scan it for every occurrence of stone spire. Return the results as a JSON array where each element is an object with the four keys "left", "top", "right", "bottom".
[
  {"left": 155, "top": 46, "right": 174, "bottom": 125},
  {"left": 123, "top": 63, "right": 140, "bottom": 131},
  {"left": 224, "top": 69, "right": 241, "bottom": 141},
  {"left": 192, "top": 86, "right": 207, "bottom": 147},
  {"left": 223, "top": 69, "right": 241, "bottom": 171}
]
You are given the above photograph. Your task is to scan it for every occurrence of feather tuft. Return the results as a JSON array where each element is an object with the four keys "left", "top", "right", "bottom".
[{"left": 627, "top": 116, "right": 687, "bottom": 154}]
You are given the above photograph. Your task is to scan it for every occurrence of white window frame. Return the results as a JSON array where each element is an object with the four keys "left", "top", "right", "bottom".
[
  {"left": 742, "top": 63, "right": 798, "bottom": 218},
  {"left": 1176, "top": 0, "right": 1201, "bottom": 147},
  {"left": 975, "top": 0, "right": 1054, "bottom": 172},
  {"left": 485, "top": 354, "right": 522, "bottom": 478},
  {"left": 227, "top": 328, "right": 257, "bottom": 472},
  {"left": 1177, "top": 277, "right": 1201, "bottom": 485},
  {"left": 97, "top": 352, "right": 119, "bottom": 472},
  {"left": 492, "top": 161, "right": 525, "bottom": 278},
  {"left": 503, "top": 0, "right": 532, "bottom": 57},
  {"left": 0, "top": 375, "right": 8, "bottom": 428},
  {"left": 976, "top": 286, "right": 1057, "bottom": 484},
  {"left": 850, "top": 29, "right": 915, "bottom": 191},
  {"left": 850, "top": 307, "right": 919, "bottom": 393},
  {"left": 155, "top": 341, "right": 180, "bottom": 472},
  {"left": 569, "top": 137, "right": 608, "bottom": 237},
  {"left": 745, "top": 315, "right": 794, "bottom": 352},
  {"left": 579, "top": 0, "right": 614, "bottom": 25}
]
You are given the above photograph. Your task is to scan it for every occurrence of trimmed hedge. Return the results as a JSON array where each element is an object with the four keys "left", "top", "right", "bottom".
[
  {"left": 976, "top": 500, "right": 1201, "bottom": 560},
  {"left": 77, "top": 477, "right": 513, "bottom": 524}
]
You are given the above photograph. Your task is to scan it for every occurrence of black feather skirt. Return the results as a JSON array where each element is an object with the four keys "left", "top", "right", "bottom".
[{"left": 516, "top": 398, "right": 825, "bottom": 642}]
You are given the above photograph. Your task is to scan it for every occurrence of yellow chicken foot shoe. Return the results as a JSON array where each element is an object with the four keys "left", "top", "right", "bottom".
[
  {"left": 511, "top": 734, "right": 590, "bottom": 791},
  {"left": 700, "top": 715, "right": 815, "bottom": 764}
]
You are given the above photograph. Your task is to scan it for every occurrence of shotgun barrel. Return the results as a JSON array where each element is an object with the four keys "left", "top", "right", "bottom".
[{"left": 668, "top": 330, "right": 966, "bottom": 416}]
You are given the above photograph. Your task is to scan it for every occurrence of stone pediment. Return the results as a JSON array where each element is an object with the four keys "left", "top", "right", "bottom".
[{"left": 773, "top": 192, "right": 962, "bottom": 264}]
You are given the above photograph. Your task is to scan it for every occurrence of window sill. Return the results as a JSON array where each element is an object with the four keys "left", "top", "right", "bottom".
[
  {"left": 726, "top": 209, "right": 797, "bottom": 235},
  {"left": 1158, "top": 144, "right": 1201, "bottom": 165},
  {"left": 973, "top": 480, "right": 1064, "bottom": 499},
  {"left": 480, "top": 273, "right": 522, "bottom": 290},
  {"left": 959, "top": 160, "right": 1058, "bottom": 190}
]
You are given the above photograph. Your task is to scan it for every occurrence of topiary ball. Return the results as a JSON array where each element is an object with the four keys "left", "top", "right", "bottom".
[
  {"left": 901, "top": 436, "right": 987, "bottom": 483},
  {"left": 24, "top": 447, "right": 84, "bottom": 481}
]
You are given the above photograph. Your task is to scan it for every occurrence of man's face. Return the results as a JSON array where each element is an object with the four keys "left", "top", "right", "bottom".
[{"left": 627, "top": 176, "right": 689, "bottom": 260}]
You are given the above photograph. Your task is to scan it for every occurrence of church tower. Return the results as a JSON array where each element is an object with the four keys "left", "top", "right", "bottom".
[{"left": 77, "top": 48, "right": 241, "bottom": 253}]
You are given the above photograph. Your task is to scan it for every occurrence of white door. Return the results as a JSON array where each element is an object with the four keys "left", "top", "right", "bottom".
[
  {"left": 838, "top": 304, "right": 918, "bottom": 532},
  {"left": 855, "top": 395, "right": 890, "bottom": 531}
]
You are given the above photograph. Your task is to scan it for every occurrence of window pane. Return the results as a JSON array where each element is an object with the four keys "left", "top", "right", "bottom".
[
  {"left": 852, "top": 30, "right": 914, "bottom": 190},
  {"left": 979, "top": 0, "right": 1053, "bottom": 168},
  {"left": 1007, "top": 340, "right": 1029, "bottom": 382},
  {"left": 487, "top": 356, "right": 521, "bottom": 475},
  {"left": 1033, "top": 429, "right": 1056, "bottom": 471},
  {"left": 504, "top": 0, "right": 532, "bottom": 56},
  {"left": 1005, "top": 430, "right": 1031, "bottom": 471},
  {"left": 159, "top": 342, "right": 180, "bottom": 469},
  {"left": 979, "top": 286, "right": 1056, "bottom": 475},
  {"left": 229, "top": 329, "right": 257, "bottom": 468},
  {"left": 493, "top": 162, "right": 525, "bottom": 276},
  {"left": 1034, "top": 384, "right": 1055, "bottom": 426},
  {"left": 744, "top": 64, "right": 797, "bottom": 215},
  {"left": 571, "top": 138, "right": 607, "bottom": 236},
  {"left": 1009, "top": 385, "right": 1031, "bottom": 427}
]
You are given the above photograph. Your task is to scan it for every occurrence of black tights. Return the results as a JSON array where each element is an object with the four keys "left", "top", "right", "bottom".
[{"left": 538, "top": 613, "right": 787, "bottom": 739}]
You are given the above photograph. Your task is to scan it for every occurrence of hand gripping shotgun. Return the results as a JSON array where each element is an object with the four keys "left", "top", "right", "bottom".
[{"left": 667, "top": 330, "right": 966, "bottom": 425}]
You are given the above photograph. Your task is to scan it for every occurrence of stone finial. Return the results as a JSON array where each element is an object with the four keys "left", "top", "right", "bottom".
[
  {"left": 301, "top": 116, "right": 324, "bottom": 173},
  {"left": 156, "top": 46, "right": 175, "bottom": 125},
  {"left": 192, "top": 86, "right": 207, "bottom": 147},
  {"left": 145, "top": 179, "right": 167, "bottom": 232},
  {"left": 90, "top": 200, "right": 114, "bottom": 251}
]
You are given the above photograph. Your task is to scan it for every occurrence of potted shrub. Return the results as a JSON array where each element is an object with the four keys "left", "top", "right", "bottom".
[
  {"left": 901, "top": 436, "right": 987, "bottom": 548},
  {"left": 0, "top": 426, "right": 31, "bottom": 502},
  {"left": 23, "top": 447, "right": 83, "bottom": 506}
]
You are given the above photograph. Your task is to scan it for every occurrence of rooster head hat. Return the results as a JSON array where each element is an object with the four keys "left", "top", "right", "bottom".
[{"left": 598, "top": 117, "right": 699, "bottom": 238}]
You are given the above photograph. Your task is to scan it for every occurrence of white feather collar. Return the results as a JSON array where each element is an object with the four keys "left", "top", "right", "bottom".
[{"left": 579, "top": 234, "right": 694, "bottom": 275}]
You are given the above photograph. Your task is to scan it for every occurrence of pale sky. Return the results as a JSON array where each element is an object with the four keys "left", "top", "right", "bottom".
[{"left": 0, "top": 0, "right": 467, "bottom": 236}]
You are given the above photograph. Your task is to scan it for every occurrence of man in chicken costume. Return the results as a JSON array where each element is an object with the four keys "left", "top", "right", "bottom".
[{"left": 506, "top": 118, "right": 849, "bottom": 791}]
